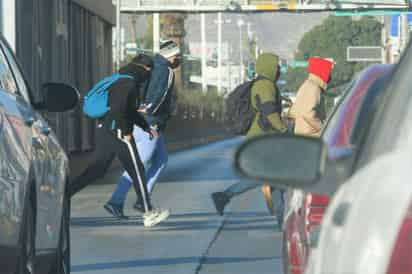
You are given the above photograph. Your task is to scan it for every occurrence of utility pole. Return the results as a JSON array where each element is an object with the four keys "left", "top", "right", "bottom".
[
  {"left": 153, "top": 13, "right": 160, "bottom": 53},
  {"left": 115, "top": 0, "right": 121, "bottom": 70},
  {"left": 237, "top": 16, "right": 244, "bottom": 83},
  {"left": 400, "top": 13, "right": 409, "bottom": 54},
  {"left": 201, "top": 13, "right": 207, "bottom": 93},
  {"left": 217, "top": 13, "right": 222, "bottom": 95},
  {"left": 255, "top": 37, "right": 259, "bottom": 59},
  {"left": 380, "top": 15, "right": 387, "bottom": 64},
  {"left": 120, "top": 27, "right": 125, "bottom": 62}
]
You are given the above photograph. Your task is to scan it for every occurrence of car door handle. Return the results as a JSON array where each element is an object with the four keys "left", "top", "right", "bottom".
[
  {"left": 40, "top": 126, "right": 51, "bottom": 136},
  {"left": 32, "top": 137, "right": 43, "bottom": 149},
  {"left": 24, "top": 117, "right": 36, "bottom": 126}
]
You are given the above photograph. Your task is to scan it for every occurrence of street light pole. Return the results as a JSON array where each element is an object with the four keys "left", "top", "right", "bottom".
[{"left": 217, "top": 13, "right": 222, "bottom": 95}]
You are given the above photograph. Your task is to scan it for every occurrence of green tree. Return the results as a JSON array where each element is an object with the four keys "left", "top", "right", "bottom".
[{"left": 286, "top": 16, "right": 382, "bottom": 92}]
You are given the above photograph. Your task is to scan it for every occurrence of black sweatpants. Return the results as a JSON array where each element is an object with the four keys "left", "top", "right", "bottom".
[{"left": 70, "top": 126, "right": 152, "bottom": 212}]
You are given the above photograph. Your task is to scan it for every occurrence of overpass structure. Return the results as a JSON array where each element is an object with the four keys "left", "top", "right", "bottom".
[{"left": 119, "top": 0, "right": 409, "bottom": 13}]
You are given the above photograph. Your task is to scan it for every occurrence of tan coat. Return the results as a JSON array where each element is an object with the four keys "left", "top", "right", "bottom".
[{"left": 289, "top": 74, "right": 326, "bottom": 137}]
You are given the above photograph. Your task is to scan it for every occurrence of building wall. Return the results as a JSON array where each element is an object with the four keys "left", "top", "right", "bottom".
[{"left": 14, "top": 0, "right": 114, "bottom": 153}]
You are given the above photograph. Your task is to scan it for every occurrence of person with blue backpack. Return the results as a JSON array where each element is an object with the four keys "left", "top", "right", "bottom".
[
  {"left": 70, "top": 54, "right": 170, "bottom": 228},
  {"left": 104, "top": 40, "right": 181, "bottom": 216}
]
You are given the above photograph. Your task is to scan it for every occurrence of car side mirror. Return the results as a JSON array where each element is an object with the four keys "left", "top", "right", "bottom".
[
  {"left": 235, "top": 134, "right": 327, "bottom": 189},
  {"left": 41, "top": 83, "right": 80, "bottom": 112}
]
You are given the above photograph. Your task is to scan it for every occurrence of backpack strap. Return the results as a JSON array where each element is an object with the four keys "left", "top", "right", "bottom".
[
  {"left": 253, "top": 75, "right": 283, "bottom": 132},
  {"left": 255, "top": 95, "right": 283, "bottom": 132}
]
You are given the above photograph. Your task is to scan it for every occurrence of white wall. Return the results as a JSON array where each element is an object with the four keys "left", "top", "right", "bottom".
[{"left": 1, "top": 0, "right": 16, "bottom": 51}]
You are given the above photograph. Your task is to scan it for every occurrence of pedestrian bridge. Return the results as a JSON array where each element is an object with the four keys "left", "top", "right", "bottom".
[{"left": 120, "top": 0, "right": 408, "bottom": 13}]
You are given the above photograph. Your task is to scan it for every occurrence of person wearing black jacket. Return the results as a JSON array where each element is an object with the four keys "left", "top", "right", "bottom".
[
  {"left": 106, "top": 40, "right": 180, "bottom": 214},
  {"left": 70, "top": 55, "right": 170, "bottom": 227}
]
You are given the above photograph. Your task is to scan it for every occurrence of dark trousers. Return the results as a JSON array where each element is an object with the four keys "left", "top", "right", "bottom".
[{"left": 70, "top": 126, "right": 152, "bottom": 212}]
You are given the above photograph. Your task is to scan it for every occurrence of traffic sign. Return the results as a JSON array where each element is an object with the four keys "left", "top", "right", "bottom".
[
  {"left": 391, "top": 14, "right": 412, "bottom": 36},
  {"left": 347, "top": 46, "right": 383, "bottom": 62},
  {"left": 290, "top": 61, "right": 308, "bottom": 68}
]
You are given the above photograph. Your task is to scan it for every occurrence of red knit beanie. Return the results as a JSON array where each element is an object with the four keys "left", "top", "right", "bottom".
[{"left": 308, "top": 57, "right": 334, "bottom": 84}]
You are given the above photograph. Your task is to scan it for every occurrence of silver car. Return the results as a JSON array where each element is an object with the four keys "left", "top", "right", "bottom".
[{"left": 0, "top": 35, "right": 79, "bottom": 274}]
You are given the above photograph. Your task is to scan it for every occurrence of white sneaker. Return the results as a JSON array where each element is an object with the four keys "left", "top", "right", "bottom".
[{"left": 143, "top": 208, "right": 170, "bottom": 227}]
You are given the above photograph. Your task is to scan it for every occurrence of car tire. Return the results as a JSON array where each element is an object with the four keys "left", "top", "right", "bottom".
[
  {"left": 18, "top": 197, "right": 35, "bottom": 274},
  {"left": 282, "top": 231, "right": 292, "bottom": 274},
  {"left": 50, "top": 194, "right": 70, "bottom": 274}
]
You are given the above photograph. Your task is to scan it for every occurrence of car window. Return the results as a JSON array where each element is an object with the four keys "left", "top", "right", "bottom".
[
  {"left": 0, "top": 48, "right": 18, "bottom": 96},
  {"left": 322, "top": 80, "right": 355, "bottom": 142},
  {"left": 357, "top": 61, "right": 410, "bottom": 167},
  {"left": 350, "top": 73, "right": 392, "bottom": 146},
  {"left": 0, "top": 43, "right": 31, "bottom": 103}
]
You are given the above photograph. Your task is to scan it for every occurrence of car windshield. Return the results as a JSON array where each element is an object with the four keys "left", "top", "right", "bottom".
[{"left": 4, "top": 2, "right": 412, "bottom": 274}]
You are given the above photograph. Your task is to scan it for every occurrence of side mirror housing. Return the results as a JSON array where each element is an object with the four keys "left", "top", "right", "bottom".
[
  {"left": 40, "top": 83, "right": 80, "bottom": 112},
  {"left": 235, "top": 134, "right": 356, "bottom": 196},
  {"left": 235, "top": 134, "right": 327, "bottom": 189}
]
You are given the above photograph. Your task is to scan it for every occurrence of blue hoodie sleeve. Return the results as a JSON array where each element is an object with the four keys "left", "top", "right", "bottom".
[{"left": 144, "top": 63, "right": 172, "bottom": 115}]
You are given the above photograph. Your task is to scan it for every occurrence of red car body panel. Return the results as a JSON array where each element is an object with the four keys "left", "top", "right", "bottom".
[{"left": 283, "top": 65, "right": 394, "bottom": 274}]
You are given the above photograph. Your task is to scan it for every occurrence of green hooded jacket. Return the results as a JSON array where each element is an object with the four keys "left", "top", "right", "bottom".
[{"left": 246, "top": 53, "right": 287, "bottom": 139}]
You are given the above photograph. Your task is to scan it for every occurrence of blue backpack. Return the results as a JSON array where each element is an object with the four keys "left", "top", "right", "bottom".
[{"left": 83, "top": 74, "right": 133, "bottom": 119}]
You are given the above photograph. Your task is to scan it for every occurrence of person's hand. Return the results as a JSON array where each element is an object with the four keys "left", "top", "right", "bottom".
[
  {"left": 124, "top": 134, "right": 132, "bottom": 142},
  {"left": 137, "top": 103, "right": 152, "bottom": 114},
  {"left": 150, "top": 129, "right": 159, "bottom": 138}
]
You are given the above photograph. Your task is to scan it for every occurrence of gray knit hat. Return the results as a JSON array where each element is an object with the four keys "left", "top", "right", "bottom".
[{"left": 159, "top": 40, "right": 181, "bottom": 59}]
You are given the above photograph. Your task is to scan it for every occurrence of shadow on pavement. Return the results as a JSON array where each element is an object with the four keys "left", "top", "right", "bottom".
[
  {"left": 70, "top": 210, "right": 278, "bottom": 233},
  {"left": 72, "top": 256, "right": 278, "bottom": 272}
]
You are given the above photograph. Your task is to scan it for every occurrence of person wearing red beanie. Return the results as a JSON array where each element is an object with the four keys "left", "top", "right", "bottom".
[
  {"left": 308, "top": 57, "right": 334, "bottom": 85},
  {"left": 288, "top": 57, "right": 334, "bottom": 137}
]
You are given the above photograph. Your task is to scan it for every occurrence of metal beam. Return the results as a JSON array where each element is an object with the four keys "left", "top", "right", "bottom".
[
  {"left": 72, "top": 0, "right": 116, "bottom": 25},
  {"left": 2, "top": 0, "right": 16, "bottom": 51},
  {"left": 120, "top": 2, "right": 409, "bottom": 13}
]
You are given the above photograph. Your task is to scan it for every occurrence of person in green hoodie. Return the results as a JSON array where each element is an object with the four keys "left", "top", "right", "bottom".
[{"left": 212, "top": 53, "right": 288, "bottom": 227}]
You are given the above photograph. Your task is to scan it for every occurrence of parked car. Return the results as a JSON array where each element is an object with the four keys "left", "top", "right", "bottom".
[
  {"left": 282, "top": 64, "right": 394, "bottom": 274},
  {"left": 235, "top": 42, "right": 412, "bottom": 274},
  {"left": 0, "top": 35, "right": 79, "bottom": 274}
]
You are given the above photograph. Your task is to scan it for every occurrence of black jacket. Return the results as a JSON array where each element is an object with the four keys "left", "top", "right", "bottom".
[{"left": 102, "top": 65, "right": 150, "bottom": 136}]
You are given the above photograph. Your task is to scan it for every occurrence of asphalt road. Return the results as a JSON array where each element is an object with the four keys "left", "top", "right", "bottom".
[{"left": 70, "top": 137, "right": 283, "bottom": 274}]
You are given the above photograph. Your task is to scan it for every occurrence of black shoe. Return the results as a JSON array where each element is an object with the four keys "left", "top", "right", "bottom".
[
  {"left": 104, "top": 202, "right": 129, "bottom": 220},
  {"left": 133, "top": 201, "right": 145, "bottom": 213},
  {"left": 212, "top": 192, "right": 230, "bottom": 216},
  {"left": 276, "top": 213, "right": 284, "bottom": 231}
]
